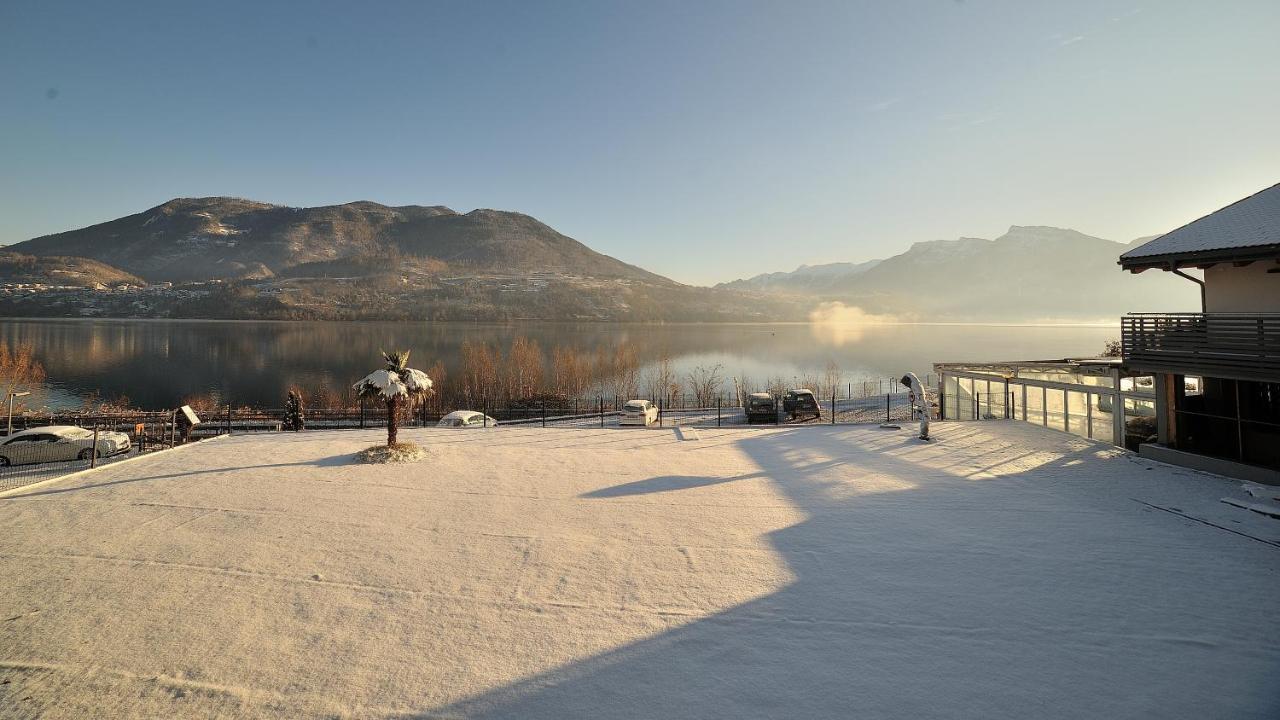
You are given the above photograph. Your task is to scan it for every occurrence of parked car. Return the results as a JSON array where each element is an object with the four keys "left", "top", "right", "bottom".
[
  {"left": 782, "top": 389, "right": 821, "bottom": 420},
  {"left": 0, "top": 425, "right": 131, "bottom": 466},
  {"left": 437, "top": 410, "right": 499, "bottom": 428},
  {"left": 620, "top": 399, "right": 659, "bottom": 426},
  {"left": 744, "top": 393, "right": 777, "bottom": 423}
]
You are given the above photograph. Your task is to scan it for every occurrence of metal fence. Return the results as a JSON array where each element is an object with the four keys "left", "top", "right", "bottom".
[{"left": 0, "top": 382, "right": 938, "bottom": 492}]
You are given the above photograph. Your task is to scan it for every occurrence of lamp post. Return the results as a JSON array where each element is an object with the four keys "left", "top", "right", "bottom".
[{"left": 7, "top": 391, "right": 31, "bottom": 436}]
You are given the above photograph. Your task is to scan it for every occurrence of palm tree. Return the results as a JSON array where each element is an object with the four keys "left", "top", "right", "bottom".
[{"left": 353, "top": 350, "right": 433, "bottom": 446}]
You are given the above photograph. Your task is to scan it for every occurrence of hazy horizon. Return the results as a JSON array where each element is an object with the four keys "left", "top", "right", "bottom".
[{"left": 3, "top": 1, "right": 1278, "bottom": 285}]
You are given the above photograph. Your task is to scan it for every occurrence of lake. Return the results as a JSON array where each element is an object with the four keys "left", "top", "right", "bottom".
[{"left": 0, "top": 319, "right": 1117, "bottom": 410}]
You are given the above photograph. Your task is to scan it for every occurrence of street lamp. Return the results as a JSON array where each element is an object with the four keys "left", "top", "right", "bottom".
[{"left": 7, "top": 391, "right": 30, "bottom": 436}]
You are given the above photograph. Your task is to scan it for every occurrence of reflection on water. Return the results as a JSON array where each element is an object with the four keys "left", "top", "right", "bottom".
[{"left": 0, "top": 319, "right": 1115, "bottom": 409}]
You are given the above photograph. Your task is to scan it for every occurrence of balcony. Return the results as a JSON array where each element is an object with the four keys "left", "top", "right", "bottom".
[{"left": 1121, "top": 313, "right": 1280, "bottom": 382}]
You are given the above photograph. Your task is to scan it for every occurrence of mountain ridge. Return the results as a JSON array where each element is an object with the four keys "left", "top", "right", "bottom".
[{"left": 3, "top": 201, "right": 1197, "bottom": 321}]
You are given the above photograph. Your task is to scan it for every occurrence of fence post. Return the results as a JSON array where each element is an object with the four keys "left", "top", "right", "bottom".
[
  {"left": 90, "top": 425, "right": 99, "bottom": 468},
  {"left": 831, "top": 388, "right": 836, "bottom": 425},
  {"left": 599, "top": 396, "right": 604, "bottom": 428},
  {"left": 542, "top": 402, "right": 546, "bottom": 428},
  {"left": 226, "top": 404, "right": 232, "bottom": 435},
  {"left": 885, "top": 394, "right": 890, "bottom": 422},
  {"left": 658, "top": 398, "right": 663, "bottom": 428},
  {"left": 716, "top": 396, "right": 721, "bottom": 427},
  {"left": 360, "top": 399, "right": 365, "bottom": 429}
]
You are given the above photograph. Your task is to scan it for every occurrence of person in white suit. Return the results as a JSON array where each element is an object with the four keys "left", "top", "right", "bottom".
[{"left": 899, "top": 372, "right": 931, "bottom": 440}]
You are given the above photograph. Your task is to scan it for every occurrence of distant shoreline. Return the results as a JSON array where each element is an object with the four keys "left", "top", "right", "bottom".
[{"left": 0, "top": 316, "right": 1121, "bottom": 329}]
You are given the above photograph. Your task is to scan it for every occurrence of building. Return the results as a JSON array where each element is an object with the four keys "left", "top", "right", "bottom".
[
  {"left": 936, "top": 183, "right": 1279, "bottom": 483},
  {"left": 1117, "top": 183, "right": 1279, "bottom": 481}
]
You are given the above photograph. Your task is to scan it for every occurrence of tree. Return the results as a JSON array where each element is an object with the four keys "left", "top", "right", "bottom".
[
  {"left": 353, "top": 350, "right": 433, "bottom": 447},
  {"left": 284, "top": 390, "right": 305, "bottom": 431},
  {"left": 822, "top": 360, "right": 844, "bottom": 400},
  {"left": 1102, "top": 339, "right": 1123, "bottom": 358},
  {"left": 505, "top": 336, "right": 544, "bottom": 401},
  {"left": 0, "top": 343, "right": 45, "bottom": 412},
  {"left": 461, "top": 341, "right": 499, "bottom": 406},
  {"left": 686, "top": 364, "right": 724, "bottom": 408}
]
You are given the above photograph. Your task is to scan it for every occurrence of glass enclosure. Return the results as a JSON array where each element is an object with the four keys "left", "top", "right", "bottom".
[{"left": 937, "top": 359, "right": 1150, "bottom": 449}]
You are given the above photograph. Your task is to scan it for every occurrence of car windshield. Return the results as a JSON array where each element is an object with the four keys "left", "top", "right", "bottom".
[
  {"left": 61, "top": 428, "right": 94, "bottom": 439},
  {"left": 624, "top": 402, "right": 645, "bottom": 411}
]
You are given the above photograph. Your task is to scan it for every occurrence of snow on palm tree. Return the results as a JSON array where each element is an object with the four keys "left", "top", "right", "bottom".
[{"left": 353, "top": 350, "right": 433, "bottom": 446}]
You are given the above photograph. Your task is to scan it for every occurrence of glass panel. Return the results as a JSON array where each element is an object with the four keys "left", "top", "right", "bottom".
[
  {"left": 1090, "top": 393, "right": 1115, "bottom": 444},
  {"left": 1067, "top": 391, "right": 1088, "bottom": 437},
  {"left": 1242, "top": 419, "right": 1280, "bottom": 468},
  {"left": 1120, "top": 375, "right": 1155, "bottom": 395},
  {"left": 985, "top": 382, "right": 1007, "bottom": 419},
  {"left": 1025, "top": 385, "right": 1045, "bottom": 426},
  {"left": 1123, "top": 398, "right": 1157, "bottom": 451},
  {"left": 1046, "top": 389, "right": 1067, "bottom": 431},
  {"left": 957, "top": 378, "right": 974, "bottom": 420},
  {"left": 944, "top": 375, "right": 960, "bottom": 419}
]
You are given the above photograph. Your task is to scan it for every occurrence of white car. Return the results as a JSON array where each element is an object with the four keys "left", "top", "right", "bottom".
[
  {"left": 619, "top": 399, "right": 659, "bottom": 426},
  {"left": 437, "top": 410, "right": 499, "bottom": 428},
  {"left": 0, "top": 425, "right": 131, "bottom": 466}
]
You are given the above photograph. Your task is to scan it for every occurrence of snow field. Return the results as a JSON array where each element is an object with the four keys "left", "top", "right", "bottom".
[{"left": 0, "top": 422, "right": 1276, "bottom": 719}]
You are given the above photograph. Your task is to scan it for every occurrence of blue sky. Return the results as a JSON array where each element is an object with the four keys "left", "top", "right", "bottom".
[{"left": 2, "top": 1, "right": 1278, "bottom": 284}]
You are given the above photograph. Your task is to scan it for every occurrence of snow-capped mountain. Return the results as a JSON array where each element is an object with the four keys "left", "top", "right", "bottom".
[
  {"left": 715, "top": 259, "right": 882, "bottom": 293},
  {"left": 720, "top": 226, "right": 1198, "bottom": 320}
]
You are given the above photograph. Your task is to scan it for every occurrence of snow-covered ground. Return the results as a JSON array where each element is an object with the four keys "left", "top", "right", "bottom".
[{"left": 0, "top": 422, "right": 1276, "bottom": 719}]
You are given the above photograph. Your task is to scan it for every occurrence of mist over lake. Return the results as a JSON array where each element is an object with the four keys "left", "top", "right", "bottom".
[{"left": 2, "top": 319, "right": 1116, "bottom": 410}]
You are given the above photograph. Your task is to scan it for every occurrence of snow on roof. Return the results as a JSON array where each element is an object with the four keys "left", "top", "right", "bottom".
[{"left": 1121, "top": 183, "right": 1280, "bottom": 270}]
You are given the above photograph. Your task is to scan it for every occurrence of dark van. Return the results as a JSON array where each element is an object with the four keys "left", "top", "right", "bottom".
[
  {"left": 744, "top": 393, "right": 777, "bottom": 423},
  {"left": 783, "top": 389, "right": 821, "bottom": 420}
]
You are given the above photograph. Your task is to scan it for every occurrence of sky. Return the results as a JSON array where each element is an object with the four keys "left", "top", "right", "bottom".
[{"left": 2, "top": 1, "right": 1278, "bottom": 285}]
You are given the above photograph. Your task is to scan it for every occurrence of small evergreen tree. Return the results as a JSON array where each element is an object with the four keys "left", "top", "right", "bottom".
[{"left": 284, "top": 390, "right": 305, "bottom": 431}]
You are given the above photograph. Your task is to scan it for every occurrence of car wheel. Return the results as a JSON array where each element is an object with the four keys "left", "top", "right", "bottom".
[
  {"left": 0, "top": 456, "right": 8, "bottom": 466},
  {"left": 78, "top": 448, "right": 99, "bottom": 460}
]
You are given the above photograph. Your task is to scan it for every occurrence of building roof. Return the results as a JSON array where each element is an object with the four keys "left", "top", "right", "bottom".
[{"left": 1120, "top": 183, "right": 1280, "bottom": 271}]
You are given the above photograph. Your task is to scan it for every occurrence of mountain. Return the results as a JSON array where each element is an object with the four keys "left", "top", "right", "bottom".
[
  {"left": 716, "top": 259, "right": 882, "bottom": 293},
  {"left": 5, "top": 200, "right": 1196, "bottom": 322},
  {"left": 10, "top": 197, "right": 666, "bottom": 284},
  {"left": 0, "top": 252, "right": 144, "bottom": 288},
  {"left": 2, "top": 197, "right": 796, "bottom": 322},
  {"left": 722, "top": 226, "right": 1199, "bottom": 321}
]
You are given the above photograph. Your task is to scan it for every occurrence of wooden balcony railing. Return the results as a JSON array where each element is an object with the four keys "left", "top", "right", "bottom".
[{"left": 1121, "top": 313, "right": 1280, "bottom": 382}]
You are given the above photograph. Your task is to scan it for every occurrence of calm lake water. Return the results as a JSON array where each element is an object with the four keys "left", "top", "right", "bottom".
[{"left": 1, "top": 319, "right": 1117, "bottom": 410}]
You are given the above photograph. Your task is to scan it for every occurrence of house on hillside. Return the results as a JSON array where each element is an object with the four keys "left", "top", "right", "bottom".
[
  {"left": 1117, "top": 183, "right": 1279, "bottom": 480},
  {"left": 934, "top": 183, "right": 1278, "bottom": 483}
]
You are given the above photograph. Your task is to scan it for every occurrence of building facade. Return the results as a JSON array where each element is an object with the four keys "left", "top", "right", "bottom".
[
  {"left": 1117, "top": 183, "right": 1279, "bottom": 482},
  {"left": 937, "top": 183, "right": 1279, "bottom": 483}
]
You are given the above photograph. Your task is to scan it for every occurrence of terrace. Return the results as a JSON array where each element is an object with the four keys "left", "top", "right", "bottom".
[
  {"left": 1121, "top": 312, "right": 1280, "bottom": 382},
  {"left": 1, "top": 423, "right": 1276, "bottom": 718}
]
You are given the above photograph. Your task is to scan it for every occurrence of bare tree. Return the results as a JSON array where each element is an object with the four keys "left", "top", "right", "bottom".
[
  {"left": 645, "top": 352, "right": 677, "bottom": 406},
  {"left": 461, "top": 341, "right": 499, "bottom": 405},
  {"left": 609, "top": 342, "right": 641, "bottom": 401},
  {"left": 823, "top": 360, "right": 843, "bottom": 400},
  {"left": 800, "top": 372, "right": 822, "bottom": 400},
  {"left": 686, "top": 364, "right": 724, "bottom": 408},
  {"left": 505, "top": 336, "right": 544, "bottom": 401},
  {"left": 551, "top": 345, "right": 592, "bottom": 402},
  {"left": 766, "top": 375, "right": 788, "bottom": 397},
  {"left": 0, "top": 343, "right": 45, "bottom": 412},
  {"left": 425, "top": 360, "right": 447, "bottom": 412}
]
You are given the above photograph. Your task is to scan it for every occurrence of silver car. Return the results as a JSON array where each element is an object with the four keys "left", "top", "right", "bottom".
[{"left": 0, "top": 425, "right": 131, "bottom": 466}]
